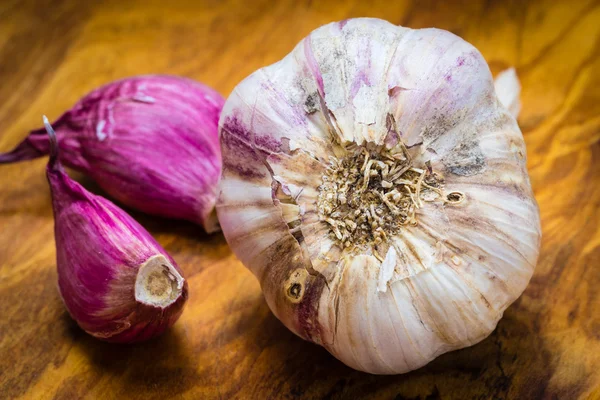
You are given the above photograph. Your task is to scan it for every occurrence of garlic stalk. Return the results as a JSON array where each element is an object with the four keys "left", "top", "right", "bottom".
[{"left": 217, "top": 18, "right": 541, "bottom": 374}]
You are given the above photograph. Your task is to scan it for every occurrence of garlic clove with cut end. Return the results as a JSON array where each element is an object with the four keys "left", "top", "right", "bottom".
[
  {"left": 44, "top": 117, "right": 188, "bottom": 343},
  {"left": 217, "top": 18, "right": 541, "bottom": 374}
]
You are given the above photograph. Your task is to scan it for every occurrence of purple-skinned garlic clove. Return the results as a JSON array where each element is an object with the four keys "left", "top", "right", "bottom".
[
  {"left": 44, "top": 116, "right": 188, "bottom": 343},
  {"left": 1, "top": 75, "right": 224, "bottom": 232}
]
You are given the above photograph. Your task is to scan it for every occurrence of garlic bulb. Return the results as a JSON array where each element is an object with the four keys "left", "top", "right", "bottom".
[{"left": 217, "top": 18, "right": 541, "bottom": 374}]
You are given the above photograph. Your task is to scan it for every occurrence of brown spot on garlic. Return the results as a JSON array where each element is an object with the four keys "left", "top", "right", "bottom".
[
  {"left": 284, "top": 268, "right": 309, "bottom": 303},
  {"left": 446, "top": 192, "right": 465, "bottom": 203},
  {"left": 443, "top": 138, "right": 486, "bottom": 176},
  {"left": 420, "top": 108, "right": 468, "bottom": 146},
  {"left": 304, "top": 93, "right": 320, "bottom": 114},
  {"left": 288, "top": 283, "right": 302, "bottom": 299},
  {"left": 510, "top": 140, "right": 525, "bottom": 160}
]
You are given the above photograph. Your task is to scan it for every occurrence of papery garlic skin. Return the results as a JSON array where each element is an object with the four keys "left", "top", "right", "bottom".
[
  {"left": 494, "top": 68, "right": 521, "bottom": 118},
  {"left": 217, "top": 19, "right": 541, "bottom": 374},
  {"left": 1, "top": 75, "right": 223, "bottom": 232},
  {"left": 45, "top": 118, "right": 188, "bottom": 342}
]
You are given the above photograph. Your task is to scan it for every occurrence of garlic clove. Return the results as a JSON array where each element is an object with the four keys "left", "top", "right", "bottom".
[
  {"left": 44, "top": 117, "right": 188, "bottom": 342},
  {"left": 1, "top": 75, "right": 224, "bottom": 232}
]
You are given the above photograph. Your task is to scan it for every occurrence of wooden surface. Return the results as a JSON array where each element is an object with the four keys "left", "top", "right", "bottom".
[{"left": 0, "top": 0, "right": 599, "bottom": 398}]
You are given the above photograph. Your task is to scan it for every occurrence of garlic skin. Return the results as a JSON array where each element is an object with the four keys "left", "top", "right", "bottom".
[
  {"left": 45, "top": 118, "right": 188, "bottom": 343},
  {"left": 494, "top": 68, "right": 521, "bottom": 118},
  {"left": 217, "top": 19, "right": 541, "bottom": 374},
  {"left": 1, "top": 75, "right": 223, "bottom": 232}
]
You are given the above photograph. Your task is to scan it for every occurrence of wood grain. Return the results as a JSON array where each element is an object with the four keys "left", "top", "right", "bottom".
[{"left": 0, "top": 0, "right": 599, "bottom": 398}]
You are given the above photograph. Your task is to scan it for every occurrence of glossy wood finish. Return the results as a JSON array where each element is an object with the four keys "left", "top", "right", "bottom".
[{"left": 0, "top": 0, "right": 599, "bottom": 398}]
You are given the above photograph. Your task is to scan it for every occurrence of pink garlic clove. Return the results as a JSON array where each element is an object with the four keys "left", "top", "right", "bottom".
[
  {"left": 1, "top": 75, "right": 224, "bottom": 232},
  {"left": 44, "top": 116, "right": 188, "bottom": 343}
]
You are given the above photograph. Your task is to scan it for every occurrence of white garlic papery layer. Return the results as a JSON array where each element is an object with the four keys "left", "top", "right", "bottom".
[{"left": 216, "top": 18, "right": 541, "bottom": 374}]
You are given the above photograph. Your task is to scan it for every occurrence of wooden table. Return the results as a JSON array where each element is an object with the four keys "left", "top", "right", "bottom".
[{"left": 1, "top": 0, "right": 599, "bottom": 398}]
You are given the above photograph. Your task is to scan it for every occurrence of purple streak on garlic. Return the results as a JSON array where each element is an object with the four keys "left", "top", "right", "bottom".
[
  {"left": 44, "top": 116, "right": 188, "bottom": 342},
  {"left": 217, "top": 18, "right": 541, "bottom": 374},
  {"left": 1, "top": 75, "right": 224, "bottom": 232}
]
